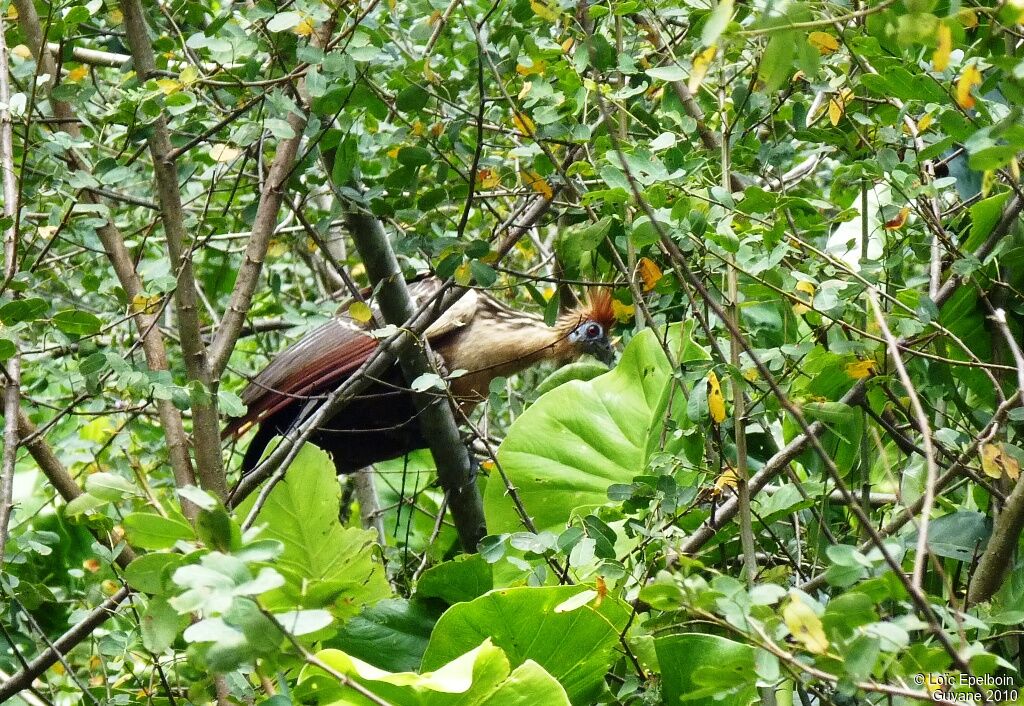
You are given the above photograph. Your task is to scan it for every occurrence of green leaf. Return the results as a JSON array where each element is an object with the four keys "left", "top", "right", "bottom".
[
  {"left": 53, "top": 309, "right": 102, "bottom": 336},
  {"left": 0, "top": 297, "right": 48, "bottom": 325},
  {"left": 534, "top": 361, "right": 610, "bottom": 397},
  {"left": 141, "top": 596, "right": 183, "bottom": 653},
  {"left": 301, "top": 639, "right": 570, "bottom": 705},
  {"left": 395, "top": 85, "right": 430, "bottom": 112},
  {"left": 917, "top": 510, "right": 991, "bottom": 561},
  {"left": 964, "top": 191, "right": 1011, "bottom": 253},
  {"left": 759, "top": 31, "right": 795, "bottom": 92},
  {"left": 234, "top": 445, "right": 391, "bottom": 614},
  {"left": 123, "top": 512, "right": 194, "bottom": 550},
  {"left": 645, "top": 66, "right": 687, "bottom": 82},
  {"left": 124, "top": 553, "right": 187, "bottom": 594},
  {"left": 654, "top": 634, "right": 758, "bottom": 705},
  {"left": 331, "top": 598, "right": 443, "bottom": 672},
  {"left": 397, "top": 146, "right": 432, "bottom": 166},
  {"left": 85, "top": 472, "right": 138, "bottom": 501},
  {"left": 486, "top": 323, "right": 708, "bottom": 533},
  {"left": 418, "top": 554, "right": 494, "bottom": 605},
  {"left": 701, "top": 0, "right": 734, "bottom": 46},
  {"left": 421, "top": 585, "right": 629, "bottom": 704},
  {"left": 0, "top": 338, "right": 15, "bottom": 361}
]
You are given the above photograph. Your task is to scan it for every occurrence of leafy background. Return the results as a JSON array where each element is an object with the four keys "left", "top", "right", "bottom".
[{"left": 0, "top": 0, "right": 1023, "bottom": 702}]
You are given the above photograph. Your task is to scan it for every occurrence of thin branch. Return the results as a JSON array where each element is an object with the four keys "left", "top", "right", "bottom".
[
  {"left": 867, "top": 289, "right": 939, "bottom": 591},
  {"left": 0, "top": 587, "right": 132, "bottom": 703}
]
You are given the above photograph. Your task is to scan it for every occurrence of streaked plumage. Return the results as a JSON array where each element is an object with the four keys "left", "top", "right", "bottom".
[{"left": 224, "top": 278, "right": 615, "bottom": 474}]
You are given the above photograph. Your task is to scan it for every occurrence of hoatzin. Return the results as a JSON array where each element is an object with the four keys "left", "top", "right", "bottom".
[{"left": 224, "top": 277, "right": 616, "bottom": 475}]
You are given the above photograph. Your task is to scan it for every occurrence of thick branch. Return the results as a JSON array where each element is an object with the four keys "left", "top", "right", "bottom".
[
  {"left": 345, "top": 207, "right": 486, "bottom": 551},
  {"left": 208, "top": 108, "right": 308, "bottom": 376},
  {"left": 13, "top": 0, "right": 198, "bottom": 512},
  {"left": 118, "top": 0, "right": 225, "bottom": 499}
]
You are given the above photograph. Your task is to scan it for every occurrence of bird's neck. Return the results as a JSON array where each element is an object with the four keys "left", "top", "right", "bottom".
[{"left": 439, "top": 305, "right": 576, "bottom": 404}]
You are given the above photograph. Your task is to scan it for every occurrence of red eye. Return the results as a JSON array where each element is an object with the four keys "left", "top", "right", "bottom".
[{"left": 586, "top": 323, "right": 602, "bottom": 339}]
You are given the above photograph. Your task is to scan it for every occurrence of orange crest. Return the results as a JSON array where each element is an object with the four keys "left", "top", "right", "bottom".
[{"left": 583, "top": 288, "right": 615, "bottom": 329}]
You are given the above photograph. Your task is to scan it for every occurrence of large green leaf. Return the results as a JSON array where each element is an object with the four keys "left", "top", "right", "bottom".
[
  {"left": 297, "top": 639, "right": 570, "bottom": 705},
  {"left": 654, "top": 634, "right": 758, "bottom": 705},
  {"left": 329, "top": 598, "right": 443, "bottom": 672},
  {"left": 485, "top": 323, "right": 707, "bottom": 533},
  {"left": 236, "top": 446, "right": 391, "bottom": 615},
  {"left": 420, "top": 584, "right": 630, "bottom": 705}
]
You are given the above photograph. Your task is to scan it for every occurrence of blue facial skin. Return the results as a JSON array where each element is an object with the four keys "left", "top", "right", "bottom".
[{"left": 569, "top": 321, "right": 615, "bottom": 365}]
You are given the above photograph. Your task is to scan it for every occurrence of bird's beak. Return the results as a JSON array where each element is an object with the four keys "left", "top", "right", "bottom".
[{"left": 595, "top": 339, "right": 617, "bottom": 366}]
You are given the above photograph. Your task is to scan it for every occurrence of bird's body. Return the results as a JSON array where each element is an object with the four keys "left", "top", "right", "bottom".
[{"left": 224, "top": 278, "right": 615, "bottom": 475}]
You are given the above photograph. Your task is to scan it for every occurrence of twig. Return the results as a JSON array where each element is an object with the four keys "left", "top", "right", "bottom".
[
  {"left": 866, "top": 289, "right": 939, "bottom": 591},
  {"left": 0, "top": 587, "right": 132, "bottom": 702}
]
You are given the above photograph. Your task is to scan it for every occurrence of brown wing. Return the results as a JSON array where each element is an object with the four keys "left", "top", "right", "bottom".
[
  {"left": 222, "top": 317, "right": 378, "bottom": 438},
  {"left": 223, "top": 276, "right": 477, "bottom": 438}
]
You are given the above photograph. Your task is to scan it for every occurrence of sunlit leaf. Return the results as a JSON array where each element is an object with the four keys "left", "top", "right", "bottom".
[{"left": 707, "top": 370, "right": 727, "bottom": 423}]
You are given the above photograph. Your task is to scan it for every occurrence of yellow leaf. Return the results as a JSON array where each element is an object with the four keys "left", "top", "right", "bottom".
[
  {"left": 808, "top": 31, "right": 839, "bottom": 55},
  {"left": 294, "top": 16, "right": 315, "bottom": 36},
  {"left": 933, "top": 24, "right": 951, "bottom": 71},
  {"left": 884, "top": 206, "right": 910, "bottom": 230},
  {"left": 957, "top": 8, "right": 978, "bottom": 27},
  {"left": 349, "top": 301, "right": 373, "bottom": 324},
  {"left": 981, "top": 443, "right": 1020, "bottom": 480},
  {"left": 956, "top": 64, "right": 982, "bottom": 109},
  {"left": 845, "top": 359, "right": 876, "bottom": 379},
  {"left": 515, "top": 59, "right": 547, "bottom": 76},
  {"left": 131, "top": 293, "right": 161, "bottom": 314},
  {"left": 7, "top": 4, "right": 17, "bottom": 19},
  {"left": 521, "top": 169, "right": 553, "bottom": 199},
  {"left": 783, "top": 593, "right": 829, "bottom": 654},
  {"left": 981, "top": 169, "right": 996, "bottom": 197},
  {"left": 266, "top": 240, "right": 288, "bottom": 257},
  {"left": 561, "top": 37, "right": 575, "bottom": 53},
  {"left": 518, "top": 81, "right": 533, "bottom": 99},
  {"left": 209, "top": 143, "right": 241, "bottom": 162},
  {"left": 66, "top": 66, "right": 89, "bottom": 83},
  {"left": 611, "top": 299, "right": 635, "bottom": 323},
  {"left": 917, "top": 112, "right": 934, "bottom": 131},
  {"left": 828, "top": 98, "right": 844, "bottom": 126},
  {"left": 474, "top": 168, "right": 500, "bottom": 189},
  {"left": 454, "top": 262, "right": 473, "bottom": 286},
  {"left": 713, "top": 466, "right": 738, "bottom": 496},
  {"left": 423, "top": 60, "right": 438, "bottom": 83},
  {"left": 179, "top": 66, "right": 199, "bottom": 86},
  {"left": 11, "top": 45, "right": 32, "bottom": 60},
  {"left": 637, "top": 257, "right": 662, "bottom": 291},
  {"left": 387, "top": 146, "right": 400, "bottom": 159},
  {"left": 512, "top": 111, "right": 535, "bottom": 135},
  {"left": 108, "top": 7, "right": 123, "bottom": 24},
  {"left": 411, "top": 121, "right": 426, "bottom": 136},
  {"left": 530, "top": 0, "right": 560, "bottom": 21},
  {"left": 792, "top": 280, "right": 814, "bottom": 315},
  {"left": 688, "top": 45, "right": 717, "bottom": 93},
  {"left": 156, "top": 78, "right": 182, "bottom": 95},
  {"left": 707, "top": 371, "right": 727, "bottom": 424},
  {"left": 742, "top": 367, "right": 759, "bottom": 382}
]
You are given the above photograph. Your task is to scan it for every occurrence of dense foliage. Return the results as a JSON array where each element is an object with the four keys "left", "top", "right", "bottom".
[{"left": 1, "top": 0, "right": 1023, "bottom": 703}]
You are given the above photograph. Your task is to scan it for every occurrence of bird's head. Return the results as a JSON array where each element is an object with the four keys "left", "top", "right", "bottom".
[{"left": 560, "top": 289, "right": 617, "bottom": 365}]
